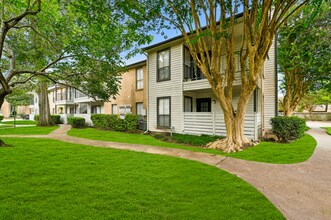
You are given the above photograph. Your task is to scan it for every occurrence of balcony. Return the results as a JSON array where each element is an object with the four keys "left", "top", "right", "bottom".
[
  {"left": 74, "top": 91, "right": 94, "bottom": 103},
  {"left": 183, "top": 63, "right": 242, "bottom": 91},
  {"left": 55, "top": 92, "right": 74, "bottom": 105}
]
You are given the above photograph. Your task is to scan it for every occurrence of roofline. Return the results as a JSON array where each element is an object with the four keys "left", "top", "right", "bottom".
[
  {"left": 143, "top": 12, "right": 244, "bottom": 51},
  {"left": 125, "top": 60, "right": 146, "bottom": 69}
]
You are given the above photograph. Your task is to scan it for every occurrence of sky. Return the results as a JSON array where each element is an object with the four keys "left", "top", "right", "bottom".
[{"left": 124, "top": 27, "right": 182, "bottom": 65}]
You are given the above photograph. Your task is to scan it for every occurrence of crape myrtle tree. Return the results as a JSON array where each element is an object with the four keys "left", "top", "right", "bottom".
[
  {"left": 0, "top": 0, "right": 153, "bottom": 144},
  {"left": 278, "top": 2, "right": 331, "bottom": 116},
  {"left": 132, "top": 0, "right": 320, "bottom": 152}
]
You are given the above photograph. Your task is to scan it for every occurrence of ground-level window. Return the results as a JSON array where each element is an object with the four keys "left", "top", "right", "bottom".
[
  {"left": 136, "top": 102, "right": 143, "bottom": 115},
  {"left": 184, "top": 96, "right": 192, "bottom": 112},
  {"left": 91, "top": 105, "right": 101, "bottom": 114},
  {"left": 112, "top": 104, "right": 117, "bottom": 114},
  {"left": 119, "top": 105, "right": 131, "bottom": 119},
  {"left": 196, "top": 98, "right": 211, "bottom": 112},
  {"left": 157, "top": 97, "right": 171, "bottom": 128}
]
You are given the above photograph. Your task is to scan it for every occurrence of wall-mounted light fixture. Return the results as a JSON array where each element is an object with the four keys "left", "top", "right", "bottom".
[{"left": 212, "top": 99, "right": 216, "bottom": 104}]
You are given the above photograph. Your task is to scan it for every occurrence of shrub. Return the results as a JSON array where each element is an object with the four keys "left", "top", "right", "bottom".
[
  {"left": 68, "top": 117, "right": 85, "bottom": 128},
  {"left": 91, "top": 114, "right": 138, "bottom": 132},
  {"left": 270, "top": 116, "right": 307, "bottom": 142},
  {"left": 0, "top": 115, "right": 4, "bottom": 122},
  {"left": 51, "top": 115, "right": 61, "bottom": 124},
  {"left": 110, "top": 115, "right": 126, "bottom": 131},
  {"left": 91, "top": 114, "right": 112, "bottom": 128},
  {"left": 124, "top": 114, "right": 139, "bottom": 131},
  {"left": 34, "top": 114, "right": 61, "bottom": 124}
]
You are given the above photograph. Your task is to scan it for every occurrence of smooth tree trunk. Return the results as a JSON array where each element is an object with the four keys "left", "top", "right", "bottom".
[{"left": 38, "top": 81, "right": 53, "bottom": 126}]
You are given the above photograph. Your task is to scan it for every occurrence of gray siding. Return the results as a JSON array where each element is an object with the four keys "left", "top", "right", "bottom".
[{"left": 148, "top": 44, "right": 183, "bottom": 133}]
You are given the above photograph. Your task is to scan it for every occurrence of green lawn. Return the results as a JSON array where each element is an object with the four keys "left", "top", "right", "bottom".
[
  {"left": 323, "top": 127, "right": 331, "bottom": 135},
  {"left": 0, "top": 126, "right": 58, "bottom": 135},
  {"left": 0, "top": 138, "right": 284, "bottom": 219},
  {"left": 68, "top": 128, "right": 317, "bottom": 164},
  {"left": 0, "top": 120, "right": 37, "bottom": 125}
]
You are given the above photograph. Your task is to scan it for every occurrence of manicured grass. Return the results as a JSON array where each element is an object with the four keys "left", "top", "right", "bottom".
[
  {"left": 68, "top": 128, "right": 224, "bottom": 155},
  {"left": 0, "top": 126, "right": 58, "bottom": 135},
  {"left": 229, "top": 135, "right": 317, "bottom": 164},
  {"left": 0, "top": 138, "right": 284, "bottom": 219},
  {"left": 322, "top": 127, "right": 331, "bottom": 135},
  {"left": 0, "top": 120, "right": 37, "bottom": 125},
  {"left": 156, "top": 132, "right": 224, "bottom": 146},
  {"left": 68, "top": 128, "right": 317, "bottom": 164}
]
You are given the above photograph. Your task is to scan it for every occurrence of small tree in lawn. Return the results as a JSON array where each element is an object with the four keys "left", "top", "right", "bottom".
[
  {"left": 134, "top": 0, "right": 318, "bottom": 152},
  {"left": 278, "top": 2, "right": 331, "bottom": 116}
]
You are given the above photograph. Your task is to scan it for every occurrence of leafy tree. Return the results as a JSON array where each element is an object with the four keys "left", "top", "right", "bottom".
[
  {"left": 279, "top": 2, "right": 331, "bottom": 116},
  {"left": 299, "top": 89, "right": 331, "bottom": 113},
  {"left": 5, "top": 88, "right": 31, "bottom": 107},
  {"left": 0, "top": 0, "right": 153, "bottom": 143},
  {"left": 132, "top": 0, "right": 317, "bottom": 152}
]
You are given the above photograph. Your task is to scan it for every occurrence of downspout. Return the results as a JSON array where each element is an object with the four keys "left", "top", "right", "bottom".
[
  {"left": 145, "top": 53, "right": 149, "bottom": 133},
  {"left": 275, "top": 32, "right": 279, "bottom": 117}
]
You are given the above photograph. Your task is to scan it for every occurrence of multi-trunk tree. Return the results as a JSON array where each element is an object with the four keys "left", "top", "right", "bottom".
[
  {"left": 135, "top": 0, "right": 317, "bottom": 152},
  {"left": 278, "top": 2, "right": 330, "bottom": 116}
]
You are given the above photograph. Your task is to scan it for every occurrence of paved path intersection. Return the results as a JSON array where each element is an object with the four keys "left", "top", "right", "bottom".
[{"left": 1, "top": 121, "right": 330, "bottom": 220}]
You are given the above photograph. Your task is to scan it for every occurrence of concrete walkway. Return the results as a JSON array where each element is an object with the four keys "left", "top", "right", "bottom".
[{"left": 1, "top": 122, "right": 331, "bottom": 220}]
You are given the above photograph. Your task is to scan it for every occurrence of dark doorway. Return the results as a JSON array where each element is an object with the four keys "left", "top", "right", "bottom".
[{"left": 196, "top": 98, "right": 211, "bottom": 112}]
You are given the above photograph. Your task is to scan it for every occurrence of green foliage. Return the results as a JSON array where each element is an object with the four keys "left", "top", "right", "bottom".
[
  {"left": 51, "top": 115, "right": 61, "bottom": 124},
  {"left": 270, "top": 116, "right": 307, "bottom": 142},
  {"left": 0, "top": 115, "right": 4, "bottom": 121},
  {"left": 124, "top": 114, "right": 139, "bottom": 131},
  {"left": 5, "top": 89, "right": 32, "bottom": 106},
  {"left": 68, "top": 128, "right": 316, "bottom": 164},
  {"left": 91, "top": 114, "right": 112, "bottom": 128},
  {"left": 67, "top": 117, "right": 85, "bottom": 128},
  {"left": 172, "top": 133, "right": 224, "bottom": 146},
  {"left": 34, "top": 115, "right": 61, "bottom": 124},
  {"left": 91, "top": 114, "right": 138, "bottom": 131}
]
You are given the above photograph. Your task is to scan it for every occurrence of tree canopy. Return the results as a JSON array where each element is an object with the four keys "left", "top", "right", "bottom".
[{"left": 278, "top": 1, "right": 330, "bottom": 116}]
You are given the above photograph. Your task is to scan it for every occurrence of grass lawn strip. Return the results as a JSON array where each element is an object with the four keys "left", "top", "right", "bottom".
[
  {"left": 0, "top": 126, "right": 58, "bottom": 135},
  {"left": 0, "top": 138, "right": 284, "bottom": 219},
  {"left": 322, "top": 127, "right": 331, "bottom": 135},
  {"left": 68, "top": 128, "right": 316, "bottom": 164},
  {"left": 0, "top": 120, "right": 37, "bottom": 125}
]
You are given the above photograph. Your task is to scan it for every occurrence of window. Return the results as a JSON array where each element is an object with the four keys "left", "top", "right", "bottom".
[
  {"left": 157, "top": 49, "right": 170, "bottom": 81},
  {"left": 157, "top": 97, "right": 171, "bottom": 128},
  {"left": 136, "top": 68, "right": 144, "bottom": 90},
  {"left": 136, "top": 102, "right": 144, "bottom": 115},
  {"left": 91, "top": 105, "right": 101, "bottom": 114},
  {"left": 184, "top": 96, "right": 192, "bottom": 112},
  {"left": 196, "top": 98, "right": 211, "bottom": 112},
  {"left": 112, "top": 104, "right": 117, "bottom": 115},
  {"left": 119, "top": 105, "right": 131, "bottom": 119}
]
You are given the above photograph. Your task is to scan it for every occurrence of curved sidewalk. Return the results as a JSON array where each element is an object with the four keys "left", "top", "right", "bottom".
[{"left": 1, "top": 123, "right": 331, "bottom": 220}]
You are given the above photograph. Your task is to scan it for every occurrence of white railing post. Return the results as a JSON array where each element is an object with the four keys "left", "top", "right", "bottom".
[
  {"left": 254, "top": 112, "right": 258, "bottom": 141},
  {"left": 212, "top": 112, "right": 216, "bottom": 135}
]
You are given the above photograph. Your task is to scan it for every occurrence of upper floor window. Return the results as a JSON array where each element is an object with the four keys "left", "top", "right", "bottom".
[
  {"left": 157, "top": 49, "right": 170, "bottom": 81},
  {"left": 136, "top": 68, "right": 143, "bottom": 90}
]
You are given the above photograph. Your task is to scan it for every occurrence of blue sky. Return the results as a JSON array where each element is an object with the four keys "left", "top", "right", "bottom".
[{"left": 125, "top": 27, "right": 182, "bottom": 65}]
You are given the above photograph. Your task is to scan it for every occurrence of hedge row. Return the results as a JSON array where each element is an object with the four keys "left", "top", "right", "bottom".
[
  {"left": 34, "top": 115, "right": 61, "bottom": 124},
  {"left": 68, "top": 117, "right": 85, "bottom": 128},
  {"left": 270, "top": 116, "right": 307, "bottom": 142},
  {"left": 91, "top": 114, "right": 139, "bottom": 131},
  {"left": 0, "top": 115, "right": 4, "bottom": 122}
]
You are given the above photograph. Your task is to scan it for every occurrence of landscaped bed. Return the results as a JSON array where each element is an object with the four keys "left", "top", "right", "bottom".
[
  {"left": 68, "top": 128, "right": 317, "bottom": 164},
  {"left": 0, "top": 137, "right": 284, "bottom": 219},
  {"left": 0, "top": 126, "right": 58, "bottom": 135}
]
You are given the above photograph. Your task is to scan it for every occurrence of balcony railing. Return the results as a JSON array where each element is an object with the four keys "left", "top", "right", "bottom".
[
  {"left": 55, "top": 92, "right": 74, "bottom": 101},
  {"left": 75, "top": 91, "right": 88, "bottom": 99},
  {"left": 184, "top": 62, "right": 205, "bottom": 81}
]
